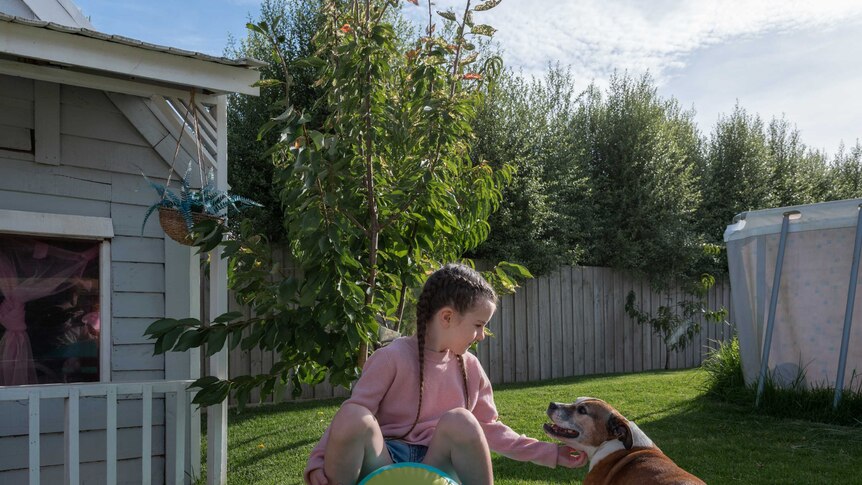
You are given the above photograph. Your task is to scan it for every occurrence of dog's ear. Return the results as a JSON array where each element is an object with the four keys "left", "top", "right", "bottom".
[{"left": 607, "top": 414, "right": 633, "bottom": 450}]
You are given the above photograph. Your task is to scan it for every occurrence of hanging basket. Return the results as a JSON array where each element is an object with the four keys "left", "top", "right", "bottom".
[{"left": 158, "top": 207, "right": 222, "bottom": 246}]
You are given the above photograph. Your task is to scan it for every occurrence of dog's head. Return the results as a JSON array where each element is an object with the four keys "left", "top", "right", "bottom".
[{"left": 544, "top": 397, "right": 634, "bottom": 457}]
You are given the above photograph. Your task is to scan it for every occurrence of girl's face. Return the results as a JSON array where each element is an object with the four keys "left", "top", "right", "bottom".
[{"left": 441, "top": 298, "right": 496, "bottom": 355}]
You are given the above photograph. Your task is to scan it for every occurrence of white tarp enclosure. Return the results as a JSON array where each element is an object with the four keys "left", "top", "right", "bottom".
[{"left": 725, "top": 199, "right": 862, "bottom": 399}]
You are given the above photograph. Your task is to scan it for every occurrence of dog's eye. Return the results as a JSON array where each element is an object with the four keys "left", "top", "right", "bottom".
[{"left": 577, "top": 405, "right": 587, "bottom": 415}]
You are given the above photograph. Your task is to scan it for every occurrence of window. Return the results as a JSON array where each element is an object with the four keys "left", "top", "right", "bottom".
[
  {"left": 0, "top": 209, "right": 113, "bottom": 386},
  {"left": 0, "top": 235, "right": 101, "bottom": 385}
]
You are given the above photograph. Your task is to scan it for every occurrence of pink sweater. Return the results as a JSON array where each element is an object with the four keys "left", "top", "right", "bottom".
[{"left": 303, "top": 336, "right": 558, "bottom": 482}]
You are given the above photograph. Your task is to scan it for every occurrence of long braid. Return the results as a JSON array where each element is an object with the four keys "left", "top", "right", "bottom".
[
  {"left": 389, "top": 263, "right": 496, "bottom": 440},
  {"left": 456, "top": 354, "right": 469, "bottom": 408}
]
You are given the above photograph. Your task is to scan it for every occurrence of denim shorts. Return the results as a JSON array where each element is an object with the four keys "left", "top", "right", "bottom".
[{"left": 384, "top": 439, "right": 428, "bottom": 463}]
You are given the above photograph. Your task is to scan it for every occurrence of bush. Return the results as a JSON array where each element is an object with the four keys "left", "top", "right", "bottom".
[{"left": 702, "top": 337, "right": 862, "bottom": 426}]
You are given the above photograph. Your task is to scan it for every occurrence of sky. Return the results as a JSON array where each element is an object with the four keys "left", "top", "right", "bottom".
[{"left": 70, "top": 0, "right": 862, "bottom": 155}]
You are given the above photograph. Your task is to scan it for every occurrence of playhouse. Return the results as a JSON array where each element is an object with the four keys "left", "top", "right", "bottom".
[{"left": 0, "top": 0, "right": 260, "bottom": 483}]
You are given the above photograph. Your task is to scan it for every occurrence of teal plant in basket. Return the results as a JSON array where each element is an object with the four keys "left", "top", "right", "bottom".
[{"left": 141, "top": 162, "right": 261, "bottom": 247}]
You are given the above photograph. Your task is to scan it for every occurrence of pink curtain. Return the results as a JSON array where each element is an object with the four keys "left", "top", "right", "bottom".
[{"left": 0, "top": 239, "right": 98, "bottom": 386}]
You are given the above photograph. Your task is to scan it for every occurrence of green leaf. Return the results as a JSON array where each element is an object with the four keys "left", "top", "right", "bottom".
[
  {"left": 252, "top": 79, "right": 284, "bottom": 88},
  {"left": 460, "top": 52, "right": 479, "bottom": 65},
  {"left": 437, "top": 10, "right": 457, "bottom": 21},
  {"left": 191, "top": 380, "right": 231, "bottom": 406},
  {"left": 473, "top": 0, "right": 502, "bottom": 12},
  {"left": 278, "top": 277, "right": 299, "bottom": 305},
  {"left": 213, "top": 311, "right": 244, "bottom": 324},
  {"left": 177, "top": 318, "right": 202, "bottom": 328},
  {"left": 174, "top": 329, "right": 206, "bottom": 352},
  {"left": 206, "top": 327, "right": 230, "bottom": 357},
  {"left": 470, "top": 24, "right": 497, "bottom": 36},
  {"left": 235, "top": 386, "right": 251, "bottom": 412},
  {"left": 229, "top": 327, "right": 243, "bottom": 351},
  {"left": 154, "top": 326, "right": 184, "bottom": 355},
  {"left": 144, "top": 318, "right": 178, "bottom": 337},
  {"left": 292, "top": 56, "right": 326, "bottom": 69},
  {"left": 189, "top": 376, "right": 220, "bottom": 389},
  {"left": 496, "top": 261, "right": 533, "bottom": 279},
  {"left": 246, "top": 22, "right": 266, "bottom": 35},
  {"left": 308, "top": 130, "right": 325, "bottom": 150}
]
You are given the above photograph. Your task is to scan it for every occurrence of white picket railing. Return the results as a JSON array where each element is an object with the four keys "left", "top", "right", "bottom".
[{"left": 0, "top": 380, "right": 197, "bottom": 485}]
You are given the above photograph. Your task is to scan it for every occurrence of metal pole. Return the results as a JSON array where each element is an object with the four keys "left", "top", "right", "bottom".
[
  {"left": 834, "top": 204, "right": 862, "bottom": 409},
  {"left": 756, "top": 211, "right": 797, "bottom": 407}
]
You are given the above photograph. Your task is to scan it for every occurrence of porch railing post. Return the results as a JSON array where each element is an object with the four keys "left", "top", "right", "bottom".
[
  {"left": 207, "top": 94, "right": 229, "bottom": 485},
  {"left": 143, "top": 384, "right": 153, "bottom": 485},
  {"left": 107, "top": 385, "right": 117, "bottom": 484},
  {"left": 174, "top": 388, "right": 187, "bottom": 485},
  {"left": 65, "top": 387, "right": 80, "bottom": 485},
  {"left": 28, "top": 390, "right": 40, "bottom": 485}
]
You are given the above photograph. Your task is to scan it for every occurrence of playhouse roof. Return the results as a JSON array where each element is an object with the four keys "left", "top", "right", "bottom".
[{"left": 0, "top": 10, "right": 263, "bottom": 97}]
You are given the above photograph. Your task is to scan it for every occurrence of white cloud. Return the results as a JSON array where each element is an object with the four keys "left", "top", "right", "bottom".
[
  {"left": 402, "top": 0, "right": 862, "bottom": 150},
  {"left": 405, "top": 0, "right": 862, "bottom": 89}
]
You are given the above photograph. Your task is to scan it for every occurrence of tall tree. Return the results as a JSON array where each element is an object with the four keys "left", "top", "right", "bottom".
[
  {"left": 828, "top": 141, "right": 862, "bottom": 200},
  {"left": 148, "top": 0, "right": 527, "bottom": 407},
  {"left": 471, "top": 66, "right": 588, "bottom": 275},
  {"left": 699, "top": 103, "right": 771, "bottom": 244},
  {"left": 765, "top": 116, "right": 830, "bottom": 206},
  {"left": 579, "top": 73, "right": 703, "bottom": 286},
  {"left": 225, "top": 0, "right": 324, "bottom": 241}
]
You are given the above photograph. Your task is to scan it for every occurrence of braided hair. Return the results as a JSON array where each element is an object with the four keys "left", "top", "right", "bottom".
[{"left": 390, "top": 263, "right": 497, "bottom": 440}]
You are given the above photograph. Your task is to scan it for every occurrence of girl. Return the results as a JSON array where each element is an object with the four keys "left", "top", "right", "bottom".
[{"left": 305, "top": 263, "right": 585, "bottom": 485}]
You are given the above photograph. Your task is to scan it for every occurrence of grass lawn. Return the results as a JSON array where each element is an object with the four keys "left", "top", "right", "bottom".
[{"left": 207, "top": 368, "right": 862, "bottom": 484}]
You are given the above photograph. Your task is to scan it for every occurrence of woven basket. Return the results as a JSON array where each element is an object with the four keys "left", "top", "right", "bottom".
[{"left": 158, "top": 207, "right": 222, "bottom": 246}]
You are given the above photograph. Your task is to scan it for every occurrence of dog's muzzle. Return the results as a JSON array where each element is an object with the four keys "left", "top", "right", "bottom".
[{"left": 543, "top": 423, "right": 580, "bottom": 438}]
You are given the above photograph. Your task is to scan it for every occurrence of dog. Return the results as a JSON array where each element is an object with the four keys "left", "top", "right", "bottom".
[{"left": 544, "top": 397, "right": 705, "bottom": 485}]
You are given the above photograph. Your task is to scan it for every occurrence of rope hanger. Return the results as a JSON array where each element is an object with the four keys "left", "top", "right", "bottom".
[{"left": 162, "top": 90, "right": 206, "bottom": 198}]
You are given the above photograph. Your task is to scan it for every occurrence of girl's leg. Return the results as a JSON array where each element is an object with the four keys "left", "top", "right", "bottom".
[
  {"left": 323, "top": 402, "right": 393, "bottom": 484},
  {"left": 422, "top": 408, "right": 493, "bottom": 485}
]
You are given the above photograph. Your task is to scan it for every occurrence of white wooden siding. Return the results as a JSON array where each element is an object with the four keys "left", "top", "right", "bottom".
[
  {"left": 0, "top": 157, "right": 111, "bottom": 200},
  {"left": 0, "top": 74, "right": 199, "bottom": 483}
]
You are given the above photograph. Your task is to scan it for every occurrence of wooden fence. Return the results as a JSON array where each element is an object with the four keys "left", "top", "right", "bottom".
[{"left": 214, "top": 265, "right": 734, "bottom": 404}]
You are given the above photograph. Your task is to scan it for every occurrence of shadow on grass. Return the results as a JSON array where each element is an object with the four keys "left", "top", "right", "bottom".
[
  {"left": 216, "top": 368, "right": 862, "bottom": 484},
  {"left": 490, "top": 369, "right": 862, "bottom": 484},
  {"left": 232, "top": 437, "right": 320, "bottom": 468},
  {"left": 228, "top": 397, "right": 345, "bottom": 424}
]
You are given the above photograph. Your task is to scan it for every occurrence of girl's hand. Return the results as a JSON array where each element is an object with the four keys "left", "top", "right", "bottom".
[
  {"left": 308, "top": 469, "right": 329, "bottom": 485},
  {"left": 557, "top": 444, "right": 588, "bottom": 468}
]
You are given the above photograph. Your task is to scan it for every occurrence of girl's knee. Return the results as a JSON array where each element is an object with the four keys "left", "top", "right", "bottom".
[
  {"left": 330, "top": 403, "right": 379, "bottom": 441},
  {"left": 437, "top": 408, "right": 484, "bottom": 443}
]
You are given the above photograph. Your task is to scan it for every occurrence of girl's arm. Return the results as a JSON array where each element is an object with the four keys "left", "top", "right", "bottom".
[{"left": 469, "top": 363, "right": 560, "bottom": 468}]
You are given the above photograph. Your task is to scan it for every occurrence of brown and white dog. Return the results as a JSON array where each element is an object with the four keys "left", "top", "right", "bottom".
[{"left": 544, "top": 397, "right": 705, "bottom": 485}]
